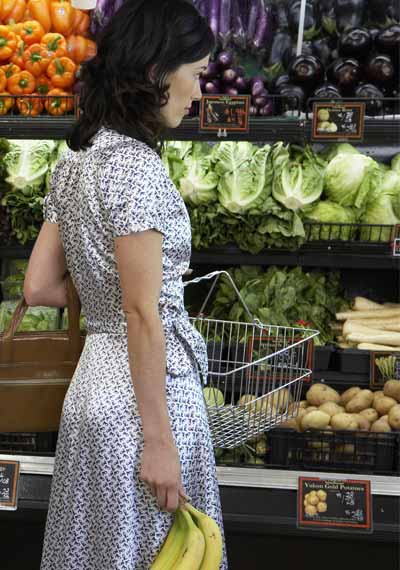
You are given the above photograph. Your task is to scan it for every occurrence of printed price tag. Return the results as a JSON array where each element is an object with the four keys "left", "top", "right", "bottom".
[
  {"left": 200, "top": 95, "right": 250, "bottom": 134},
  {"left": 298, "top": 477, "right": 372, "bottom": 532},
  {"left": 393, "top": 225, "right": 400, "bottom": 256},
  {"left": 0, "top": 460, "right": 19, "bottom": 511},
  {"left": 370, "top": 351, "right": 400, "bottom": 388},
  {"left": 311, "top": 102, "right": 365, "bottom": 141}
]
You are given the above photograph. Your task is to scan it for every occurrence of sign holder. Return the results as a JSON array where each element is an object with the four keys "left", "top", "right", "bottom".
[
  {"left": 0, "top": 460, "right": 19, "bottom": 511},
  {"left": 311, "top": 101, "right": 365, "bottom": 141},
  {"left": 370, "top": 351, "right": 400, "bottom": 389},
  {"left": 199, "top": 95, "right": 250, "bottom": 134}
]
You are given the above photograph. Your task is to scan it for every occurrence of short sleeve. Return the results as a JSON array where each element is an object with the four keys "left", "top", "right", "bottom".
[
  {"left": 43, "top": 159, "right": 68, "bottom": 224},
  {"left": 104, "top": 146, "right": 168, "bottom": 238},
  {"left": 43, "top": 189, "right": 58, "bottom": 223}
]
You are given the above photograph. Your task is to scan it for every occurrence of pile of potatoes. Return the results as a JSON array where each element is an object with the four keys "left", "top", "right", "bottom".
[
  {"left": 304, "top": 490, "right": 328, "bottom": 516},
  {"left": 281, "top": 379, "right": 400, "bottom": 433}
]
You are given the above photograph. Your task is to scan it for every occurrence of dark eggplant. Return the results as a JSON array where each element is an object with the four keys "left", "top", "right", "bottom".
[
  {"left": 365, "top": 54, "right": 395, "bottom": 85},
  {"left": 368, "top": 28, "right": 380, "bottom": 42},
  {"left": 272, "top": 0, "right": 289, "bottom": 30},
  {"left": 288, "top": 55, "right": 324, "bottom": 91},
  {"left": 367, "top": 0, "right": 392, "bottom": 27},
  {"left": 339, "top": 27, "right": 371, "bottom": 60},
  {"left": 334, "top": 0, "right": 365, "bottom": 33},
  {"left": 319, "top": 0, "right": 336, "bottom": 35},
  {"left": 312, "top": 37, "right": 334, "bottom": 67},
  {"left": 264, "top": 31, "right": 293, "bottom": 83},
  {"left": 274, "top": 74, "right": 291, "bottom": 91},
  {"left": 354, "top": 83, "right": 384, "bottom": 116},
  {"left": 328, "top": 58, "right": 362, "bottom": 93},
  {"left": 376, "top": 25, "right": 400, "bottom": 59},
  {"left": 291, "top": 41, "right": 314, "bottom": 59},
  {"left": 387, "top": 0, "right": 400, "bottom": 23},
  {"left": 288, "top": 0, "right": 320, "bottom": 40},
  {"left": 313, "top": 83, "right": 342, "bottom": 99},
  {"left": 276, "top": 83, "right": 306, "bottom": 112}
]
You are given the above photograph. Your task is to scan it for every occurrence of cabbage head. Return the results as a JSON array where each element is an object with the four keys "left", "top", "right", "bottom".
[
  {"left": 177, "top": 142, "right": 218, "bottom": 205},
  {"left": 305, "top": 201, "right": 357, "bottom": 240},
  {"left": 4, "top": 140, "right": 56, "bottom": 189},
  {"left": 322, "top": 142, "right": 360, "bottom": 163},
  {"left": 380, "top": 169, "right": 400, "bottom": 219},
  {"left": 324, "top": 152, "right": 381, "bottom": 208},
  {"left": 391, "top": 153, "right": 400, "bottom": 173},
  {"left": 212, "top": 142, "right": 272, "bottom": 214},
  {"left": 361, "top": 193, "right": 399, "bottom": 241}
]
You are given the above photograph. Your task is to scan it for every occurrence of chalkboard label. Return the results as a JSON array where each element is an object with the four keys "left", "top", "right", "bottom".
[
  {"left": 246, "top": 336, "right": 313, "bottom": 382},
  {"left": 393, "top": 238, "right": 400, "bottom": 257},
  {"left": 311, "top": 102, "right": 365, "bottom": 141},
  {"left": 298, "top": 477, "right": 372, "bottom": 532},
  {"left": 200, "top": 95, "right": 250, "bottom": 133},
  {"left": 370, "top": 352, "right": 400, "bottom": 388},
  {"left": 0, "top": 460, "right": 19, "bottom": 511}
]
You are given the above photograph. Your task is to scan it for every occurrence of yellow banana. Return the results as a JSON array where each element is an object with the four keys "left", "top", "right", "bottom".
[
  {"left": 150, "top": 513, "right": 185, "bottom": 570},
  {"left": 172, "top": 508, "right": 206, "bottom": 570},
  {"left": 184, "top": 503, "right": 223, "bottom": 570}
]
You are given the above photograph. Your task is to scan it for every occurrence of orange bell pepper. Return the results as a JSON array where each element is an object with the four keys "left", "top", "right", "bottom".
[
  {"left": 46, "top": 55, "right": 75, "bottom": 88},
  {"left": 28, "top": 0, "right": 51, "bottom": 32},
  {"left": 16, "top": 92, "right": 43, "bottom": 115},
  {"left": 10, "top": 36, "right": 25, "bottom": 67},
  {"left": 71, "top": 8, "right": 89, "bottom": 35},
  {"left": 0, "top": 92, "right": 14, "bottom": 115},
  {"left": 35, "top": 73, "right": 51, "bottom": 94},
  {"left": 44, "top": 86, "right": 72, "bottom": 115},
  {"left": 7, "top": 69, "right": 35, "bottom": 94},
  {"left": 4, "top": 0, "right": 26, "bottom": 23},
  {"left": 22, "top": 4, "right": 32, "bottom": 19},
  {"left": 2, "top": 0, "right": 16, "bottom": 20},
  {"left": 0, "top": 69, "right": 7, "bottom": 91},
  {"left": 50, "top": 0, "right": 73, "bottom": 36},
  {"left": 20, "top": 20, "right": 45, "bottom": 45},
  {"left": 22, "top": 43, "right": 50, "bottom": 76},
  {"left": 1, "top": 63, "right": 20, "bottom": 80},
  {"left": 40, "top": 32, "right": 66, "bottom": 58},
  {"left": 0, "top": 27, "right": 17, "bottom": 61},
  {"left": 66, "top": 34, "right": 96, "bottom": 63}
]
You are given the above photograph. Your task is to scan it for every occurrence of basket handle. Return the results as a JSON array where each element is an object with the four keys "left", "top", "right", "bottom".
[
  {"left": 184, "top": 270, "right": 257, "bottom": 323},
  {"left": 3, "top": 274, "right": 82, "bottom": 360}
]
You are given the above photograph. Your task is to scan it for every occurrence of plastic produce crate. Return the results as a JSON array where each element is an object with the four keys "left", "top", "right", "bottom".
[{"left": 267, "top": 428, "right": 400, "bottom": 475}]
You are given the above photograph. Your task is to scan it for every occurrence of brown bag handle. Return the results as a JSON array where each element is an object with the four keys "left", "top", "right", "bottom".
[{"left": 3, "top": 274, "right": 82, "bottom": 360}]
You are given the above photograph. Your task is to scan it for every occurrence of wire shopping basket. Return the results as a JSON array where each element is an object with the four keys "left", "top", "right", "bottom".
[{"left": 184, "top": 271, "right": 320, "bottom": 449}]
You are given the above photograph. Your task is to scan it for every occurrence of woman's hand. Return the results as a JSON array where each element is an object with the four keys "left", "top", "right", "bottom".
[{"left": 140, "top": 438, "right": 187, "bottom": 512}]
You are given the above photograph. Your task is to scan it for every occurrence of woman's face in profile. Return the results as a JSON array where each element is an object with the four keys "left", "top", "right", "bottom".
[{"left": 160, "top": 55, "right": 209, "bottom": 128}]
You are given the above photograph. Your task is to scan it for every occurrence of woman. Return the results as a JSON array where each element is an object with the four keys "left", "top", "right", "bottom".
[{"left": 24, "top": 0, "right": 228, "bottom": 568}]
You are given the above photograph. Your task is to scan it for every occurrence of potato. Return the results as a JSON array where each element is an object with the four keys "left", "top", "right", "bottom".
[
  {"left": 305, "top": 504, "right": 317, "bottom": 516},
  {"left": 301, "top": 410, "right": 331, "bottom": 431},
  {"left": 295, "top": 408, "right": 309, "bottom": 431},
  {"left": 279, "top": 418, "right": 298, "bottom": 430},
  {"left": 340, "top": 386, "right": 361, "bottom": 406},
  {"left": 373, "top": 396, "right": 397, "bottom": 416},
  {"left": 273, "top": 388, "right": 293, "bottom": 413},
  {"left": 303, "top": 406, "right": 318, "bottom": 414},
  {"left": 331, "top": 413, "right": 359, "bottom": 431},
  {"left": 345, "top": 389, "right": 374, "bottom": 413},
  {"left": 371, "top": 418, "right": 392, "bottom": 433},
  {"left": 308, "top": 495, "right": 319, "bottom": 506},
  {"left": 306, "top": 384, "right": 340, "bottom": 406},
  {"left": 319, "top": 402, "right": 345, "bottom": 416},
  {"left": 373, "top": 391, "right": 385, "bottom": 404},
  {"left": 388, "top": 404, "right": 400, "bottom": 430},
  {"left": 317, "top": 490, "right": 327, "bottom": 501},
  {"left": 356, "top": 415, "right": 371, "bottom": 431},
  {"left": 309, "top": 491, "right": 318, "bottom": 497},
  {"left": 359, "top": 408, "right": 379, "bottom": 423},
  {"left": 384, "top": 380, "right": 400, "bottom": 403},
  {"left": 299, "top": 400, "right": 308, "bottom": 409},
  {"left": 317, "top": 501, "right": 327, "bottom": 513},
  {"left": 304, "top": 499, "right": 308, "bottom": 507}
]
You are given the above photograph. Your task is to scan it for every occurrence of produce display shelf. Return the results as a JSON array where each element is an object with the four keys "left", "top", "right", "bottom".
[{"left": 0, "top": 117, "right": 75, "bottom": 140}]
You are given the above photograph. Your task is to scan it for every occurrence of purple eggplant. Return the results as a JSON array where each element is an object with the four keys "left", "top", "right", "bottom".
[
  {"left": 201, "top": 61, "right": 220, "bottom": 80},
  {"left": 376, "top": 25, "right": 400, "bottom": 60},
  {"left": 365, "top": 54, "right": 395, "bottom": 85},
  {"left": 288, "top": 55, "right": 324, "bottom": 91},
  {"left": 219, "top": 0, "right": 232, "bottom": 48},
  {"left": 250, "top": 105, "right": 259, "bottom": 116},
  {"left": 209, "top": 0, "right": 220, "bottom": 38},
  {"left": 334, "top": 0, "right": 365, "bottom": 33},
  {"left": 264, "top": 31, "right": 293, "bottom": 84},
  {"left": 327, "top": 58, "right": 361, "bottom": 93},
  {"left": 312, "top": 37, "right": 334, "bottom": 67},
  {"left": 251, "top": 76, "right": 266, "bottom": 97},
  {"left": 225, "top": 86, "right": 239, "bottom": 96},
  {"left": 216, "top": 50, "right": 234, "bottom": 69},
  {"left": 259, "top": 101, "right": 274, "bottom": 116},
  {"left": 192, "top": 0, "right": 209, "bottom": 19},
  {"left": 233, "top": 66, "right": 245, "bottom": 77},
  {"left": 235, "top": 75, "right": 250, "bottom": 93},
  {"left": 205, "top": 80, "right": 221, "bottom": 94},
  {"left": 231, "top": 0, "right": 247, "bottom": 49},
  {"left": 199, "top": 77, "right": 207, "bottom": 92},
  {"left": 288, "top": 0, "right": 321, "bottom": 41},
  {"left": 276, "top": 83, "right": 306, "bottom": 113},
  {"left": 222, "top": 68, "right": 238, "bottom": 84},
  {"left": 339, "top": 27, "right": 371, "bottom": 60},
  {"left": 253, "top": 1, "right": 272, "bottom": 55},
  {"left": 253, "top": 88, "right": 269, "bottom": 107},
  {"left": 247, "top": 0, "right": 260, "bottom": 41},
  {"left": 354, "top": 83, "right": 384, "bottom": 116}
]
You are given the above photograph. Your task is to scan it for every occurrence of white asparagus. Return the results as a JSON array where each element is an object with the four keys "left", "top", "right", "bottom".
[
  {"left": 338, "top": 342, "right": 354, "bottom": 349},
  {"left": 336, "top": 308, "right": 400, "bottom": 320},
  {"left": 353, "top": 296, "right": 384, "bottom": 311},
  {"left": 343, "top": 321, "right": 400, "bottom": 336},
  {"left": 357, "top": 343, "right": 398, "bottom": 351},
  {"left": 347, "top": 332, "right": 400, "bottom": 347},
  {"left": 384, "top": 303, "right": 400, "bottom": 308},
  {"left": 348, "top": 317, "right": 400, "bottom": 326}
]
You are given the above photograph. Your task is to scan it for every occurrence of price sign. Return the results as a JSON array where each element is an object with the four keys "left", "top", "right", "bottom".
[
  {"left": 311, "top": 102, "right": 365, "bottom": 141},
  {"left": 370, "top": 351, "right": 400, "bottom": 388},
  {"left": 200, "top": 95, "right": 250, "bottom": 134},
  {"left": 393, "top": 225, "right": 400, "bottom": 256},
  {"left": 0, "top": 460, "right": 19, "bottom": 511},
  {"left": 298, "top": 477, "right": 372, "bottom": 532}
]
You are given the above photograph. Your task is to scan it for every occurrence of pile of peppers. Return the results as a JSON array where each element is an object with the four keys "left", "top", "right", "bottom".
[{"left": 0, "top": 0, "right": 96, "bottom": 116}]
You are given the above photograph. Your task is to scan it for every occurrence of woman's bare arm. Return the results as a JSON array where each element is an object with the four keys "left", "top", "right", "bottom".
[{"left": 24, "top": 221, "right": 68, "bottom": 307}]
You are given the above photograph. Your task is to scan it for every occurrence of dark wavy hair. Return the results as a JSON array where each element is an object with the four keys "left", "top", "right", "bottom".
[{"left": 68, "top": 0, "right": 214, "bottom": 151}]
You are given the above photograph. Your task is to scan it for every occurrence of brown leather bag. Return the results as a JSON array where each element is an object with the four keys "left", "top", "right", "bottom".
[{"left": 0, "top": 275, "right": 85, "bottom": 432}]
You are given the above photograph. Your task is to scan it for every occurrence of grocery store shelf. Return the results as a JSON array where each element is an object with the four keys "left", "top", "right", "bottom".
[{"left": 0, "top": 116, "right": 75, "bottom": 140}]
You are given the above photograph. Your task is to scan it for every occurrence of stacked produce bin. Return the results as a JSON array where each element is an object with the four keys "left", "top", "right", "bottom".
[{"left": 0, "top": 0, "right": 399, "bottom": 568}]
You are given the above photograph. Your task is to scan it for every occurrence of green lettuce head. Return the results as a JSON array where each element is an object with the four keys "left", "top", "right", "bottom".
[{"left": 305, "top": 201, "right": 357, "bottom": 240}]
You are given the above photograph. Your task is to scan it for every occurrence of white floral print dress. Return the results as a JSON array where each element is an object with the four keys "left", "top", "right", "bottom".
[{"left": 39, "top": 128, "right": 228, "bottom": 570}]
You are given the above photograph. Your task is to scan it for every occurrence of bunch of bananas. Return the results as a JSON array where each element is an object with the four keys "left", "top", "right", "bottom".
[{"left": 151, "top": 502, "right": 223, "bottom": 570}]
